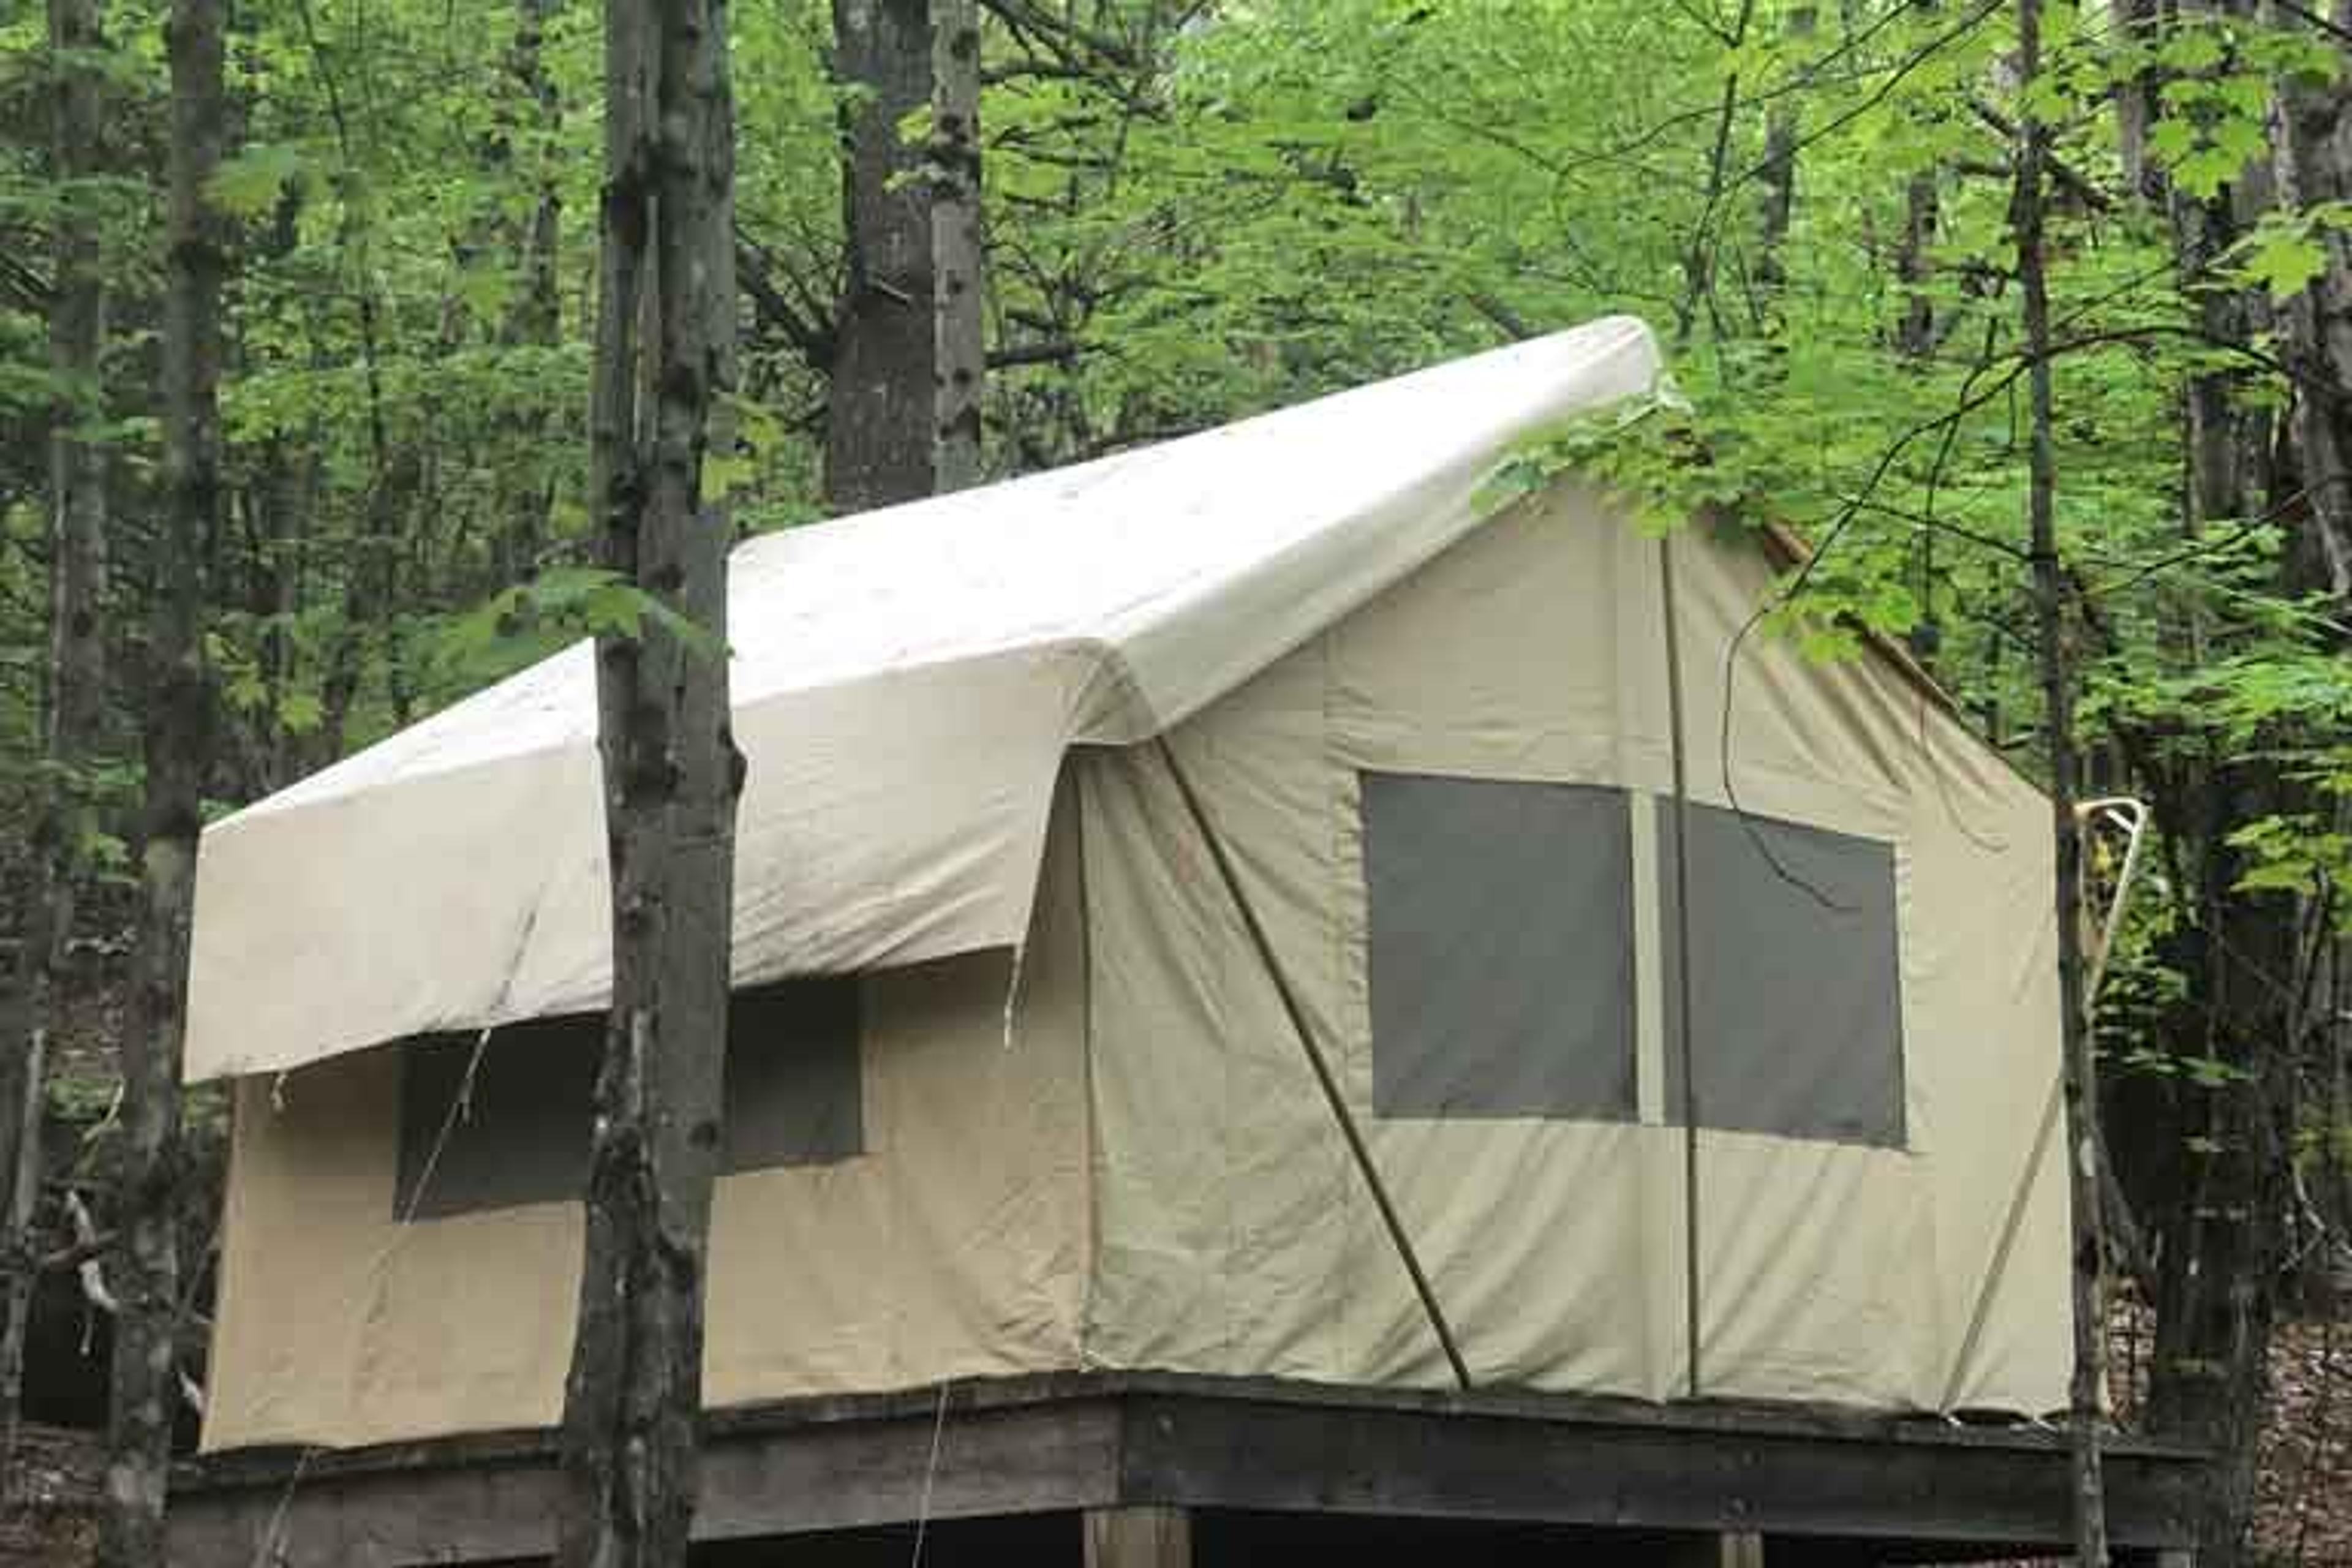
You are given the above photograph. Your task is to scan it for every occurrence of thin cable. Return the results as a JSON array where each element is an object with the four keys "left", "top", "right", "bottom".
[
  {"left": 1660, "top": 535, "right": 1704, "bottom": 1401},
  {"left": 906, "top": 1378, "right": 953, "bottom": 1568},
  {"left": 254, "top": 1025, "right": 497, "bottom": 1564}
]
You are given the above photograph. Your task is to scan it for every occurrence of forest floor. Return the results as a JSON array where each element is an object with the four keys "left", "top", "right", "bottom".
[
  {"left": 0, "top": 1422, "right": 100, "bottom": 1568},
  {"left": 2248, "top": 1318, "right": 2352, "bottom": 1567}
]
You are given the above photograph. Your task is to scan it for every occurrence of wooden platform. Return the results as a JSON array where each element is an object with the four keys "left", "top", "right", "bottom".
[{"left": 168, "top": 1371, "right": 2204, "bottom": 1566}]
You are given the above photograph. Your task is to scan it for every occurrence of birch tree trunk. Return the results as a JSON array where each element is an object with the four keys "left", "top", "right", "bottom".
[
  {"left": 1, "top": 0, "right": 111, "bottom": 1442},
  {"left": 2013, "top": 2, "right": 2109, "bottom": 1561},
  {"left": 929, "top": 0, "right": 982, "bottom": 489},
  {"left": 552, "top": 0, "right": 741, "bottom": 1551},
  {"left": 99, "top": 0, "right": 222, "bottom": 1556}
]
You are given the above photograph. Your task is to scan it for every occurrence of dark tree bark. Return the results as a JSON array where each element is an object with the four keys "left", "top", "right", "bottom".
[
  {"left": 2166, "top": 1, "right": 2275, "bottom": 538},
  {"left": 1751, "top": 3, "right": 1815, "bottom": 312},
  {"left": 2125, "top": 16, "right": 2328, "bottom": 1566},
  {"left": 2013, "top": 1, "right": 2109, "bottom": 1562},
  {"left": 1, "top": 0, "right": 111, "bottom": 1440},
  {"left": 2265, "top": 0, "right": 2352, "bottom": 598},
  {"left": 1672, "top": 0, "right": 1757, "bottom": 350},
  {"left": 1893, "top": 170, "right": 1939, "bottom": 356},
  {"left": 552, "top": 0, "right": 741, "bottom": 1552},
  {"left": 825, "top": 0, "right": 984, "bottom": 508},
  {"left": 1893, "top": 2, "right": 1945, "bottom": 358},
  {"left": 827, "top": 0, "right": 938, "bottom": 510},
  {"left": 99, "top": 0, "right": 222, "bottom": 1556},
  {"left": 2111, "top": 0, "right": 2164, "bottom": 202},
  {"left": 929, "top": 0, "right": 982, "bottom": 488},
  {"left": 494, "top": 0, "right": 565, "bottom": 587}
]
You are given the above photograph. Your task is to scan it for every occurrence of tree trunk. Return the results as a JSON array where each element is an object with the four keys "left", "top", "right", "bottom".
[
  {"left": 1894, "top": 168, "right": 1939, "bottom": 356},
  {"left": 552, "top": 0, "right": 741, "bottom": 1553},
  {"left": 1751, "top": 4, "right": 1814, "bottom": 314},
  {"left": 2168, "top": 0, "right": 2275, "bottom": 537},
  {"left": 99, "top": 0, "right": 222, "bottom": 1556},
  {"left": 1674, "top": 0, "right": 1754, "bottom": 354},
  {"left": 2111, "top": 0, "right": 2163, "bottom": 202},
  {"left": 2128, "top": 17, "right": 2341, "bottom": 1566},
  {"left": 1, "top": 0, "right": 111, "bottom": 1444},
  {"left": 826, "top": 0, "right": 937, "bottom": 510},
  {"left": 2264, "top": 0, "right": 2352, "bottom": 598},
  {"left": 929, "top": 0, "right": 982, "bottom": 488},
  {"left": 495, "top": 0, "right": 564, "bottom": 587},
  {"left": 2013, "top": 1, "right": 2110, "bottom": 1562}
]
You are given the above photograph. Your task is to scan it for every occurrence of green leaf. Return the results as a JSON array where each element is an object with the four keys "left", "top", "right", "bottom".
[
  {"left": 206, "top": 143, "right": 307, "bottom": 219},
  {"left": 2239, "top": 227, "right": 2326, "bottom": 300}
]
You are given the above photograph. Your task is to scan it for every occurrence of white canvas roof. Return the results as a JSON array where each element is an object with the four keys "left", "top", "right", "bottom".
[{"left": 186, "top": 315, "right": 1670, "bottom": 1082}]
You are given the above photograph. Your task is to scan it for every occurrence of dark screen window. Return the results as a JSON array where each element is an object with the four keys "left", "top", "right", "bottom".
[
  {"left": 395, "top": 978, "right": 864, "bottom": 1219},
  {"left": 1363, "top": 771, "right": 1638, "bottom": 1120},
  {"left": 1658, "top": 804, "right": 1906, "bottom": 1147}
]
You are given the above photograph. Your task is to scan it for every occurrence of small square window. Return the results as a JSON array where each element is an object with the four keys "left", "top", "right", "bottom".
[
  {"left": 723, "top": 980, "right": 864, "bottom": 1170},
  {"left": 394, "top": 979, "right": 864, "bottom": 1219},
  {"left": 396, "top": 1014, "right": 597, "bottom": 1219},
  {"left": 1363, "top": 771, "right": 1638, "bottom": 1120},
  {"left": 1658, "top": 803, "right": 1906, "bottom": 1147}
]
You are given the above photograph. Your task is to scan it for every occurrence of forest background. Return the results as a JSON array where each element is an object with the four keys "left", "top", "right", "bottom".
[{"left": 0, "top": 1, "right": 2347, "bottom": 1564}]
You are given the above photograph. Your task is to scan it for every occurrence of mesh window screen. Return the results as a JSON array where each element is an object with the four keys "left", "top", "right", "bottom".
[
  {"left": 396, "top": 1014, "right": 596, "bottom": 1219},
  {"left": 1659, "top": 803, "right": 1906, "bottom": 1147},
  {"left": 394, "top": 979, "right": 864, "bottom": 1219},
  {"left": 722, "top": 980, "right": 864, "bottom": 1171},
  {"left": 1364, "top": 771, "right": 1638, "bottom": 1120}
]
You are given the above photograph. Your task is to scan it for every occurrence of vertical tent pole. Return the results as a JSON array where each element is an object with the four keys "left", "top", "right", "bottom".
[
  {"left": 1659, "top": 533, "right": 1705, "bottom": 1401},
  {"left": 1152, "top": 737, "right": 1474, "bottom": 1392}
]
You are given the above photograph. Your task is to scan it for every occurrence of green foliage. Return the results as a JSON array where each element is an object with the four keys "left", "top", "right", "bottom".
[
  {"left": 434, "top": 565, "right": 726, "bottom": 691},
  {"left": 0, "top": 2, "right": 2346, "bottom": 1326}
]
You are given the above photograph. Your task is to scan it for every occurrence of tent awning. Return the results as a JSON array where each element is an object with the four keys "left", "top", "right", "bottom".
[{"left": 185, "top": 316, "right": 1667, "bottom": 1082}]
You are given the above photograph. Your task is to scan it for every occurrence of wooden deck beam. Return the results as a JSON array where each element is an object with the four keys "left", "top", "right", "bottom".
[{"left": 169, "top": 1373, "right": 2203, "bottom": 1567}]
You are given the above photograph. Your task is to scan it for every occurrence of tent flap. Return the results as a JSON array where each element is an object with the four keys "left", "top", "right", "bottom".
[{"left": 186, "top": 317, "right": 1667, "bottom": 1082}]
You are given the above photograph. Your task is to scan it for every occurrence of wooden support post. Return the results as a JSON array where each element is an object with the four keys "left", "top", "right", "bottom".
[
  {"left": 1083, "top": 1506, "right": 1190, "bottom": 1568},
  {"left": 1659, "top": 1533, "right": 1765, "bottom": 1568}
]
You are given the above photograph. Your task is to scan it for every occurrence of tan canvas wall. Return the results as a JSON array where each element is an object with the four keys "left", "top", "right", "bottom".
[
  {"left": 1076, "top": 480, "right": 2070, "bottom": 1413},
  {"left": 200, "top": 791, "right": 1091, "bottom": 1453},
  {"left": 203, "top": 473, "right": 2068, "bottom": 1452}
]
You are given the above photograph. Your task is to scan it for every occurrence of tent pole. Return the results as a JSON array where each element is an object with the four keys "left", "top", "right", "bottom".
[
  {"left": 1151, "top": 737, "right": 1474, "bottom": 1392},
  {"left": 1938, "top": 797, "right": 2150, "bottom": 1409},
  {"left": 1659, "top": 533, "right": 1704, "bottom": 1402}
]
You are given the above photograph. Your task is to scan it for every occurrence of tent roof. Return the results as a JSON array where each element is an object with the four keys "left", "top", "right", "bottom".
[{"left": 189, "top": 316, "right": 1669, "bottom": 1082}]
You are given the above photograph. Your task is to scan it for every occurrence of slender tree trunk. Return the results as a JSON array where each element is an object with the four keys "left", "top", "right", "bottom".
[
  {"left": 2264, "top": 0, "right": 2352, "bottom": 598},
  {"left": 1891, "top": 1, "right": 1944, "bottom": 358},
  {"left": 99, "top": 0, "right": 222, "bottom": 1556},
  {"left": 552, "top": 0, "right": 741, "bottom": 1551},
  {"left": 1752, "top": 4, "right": 1815, "bottom": 315},
  {"left": 2168, "top": 0, "right": 2275, "bottom": 537},
  {"left": 1894, "top": 170, "right": 1939, "bottom": 356},
  {"left": 826, "top": 0, "right": 937, "bottom": 510},
  {"left": 495, "top": 0, "right": 564, "bottom": 587},
  {"left": 2013, "top": 1, "right": 2109, "bottom": 1562},
  {"left": 1675, "top": 0, "right": 1755, "bottom": 353},
  {"left": 1, "top": 0, "right": 111, "bottom": 1444},
  {"left": 929, "top": 0, "right": 981, "bottom": 488},
  {"left": 2111, "top": 0, "right": 2163, "bottom": 202}
]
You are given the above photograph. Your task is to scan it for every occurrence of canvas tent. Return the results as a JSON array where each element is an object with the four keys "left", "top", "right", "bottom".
[{"left": 188, "top": 316, "right": 2072, "bottom": 1458}]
